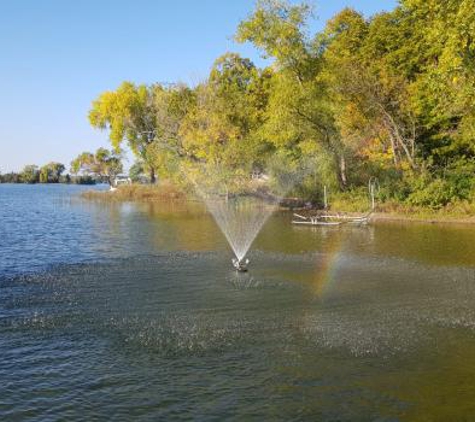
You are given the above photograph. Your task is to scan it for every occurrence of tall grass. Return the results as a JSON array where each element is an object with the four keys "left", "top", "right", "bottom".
[{"left": 81, "top": 182, "right": 188, "bottom": 202}]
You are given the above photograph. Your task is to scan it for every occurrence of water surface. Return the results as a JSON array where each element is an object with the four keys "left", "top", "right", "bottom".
[{"left": 1, "top": 184, "right": 475, "bottom": 421}]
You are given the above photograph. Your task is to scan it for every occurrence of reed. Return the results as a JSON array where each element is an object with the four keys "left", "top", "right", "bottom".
[{"left": 81, "top": 182, "right": 187, "bottom": 202}]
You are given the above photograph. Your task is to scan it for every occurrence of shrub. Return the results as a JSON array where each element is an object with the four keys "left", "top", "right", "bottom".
[{"left": 407, "top": 178, "right": 457, "bottom": 209}]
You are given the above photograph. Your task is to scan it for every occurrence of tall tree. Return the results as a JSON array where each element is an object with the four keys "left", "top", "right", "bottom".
[
  {"left": 148, "top": 84, "right": 197, "bottom": 182},
  {"left": 180, "top": 53, "right": 272, "bottom": 171},
  {"left": 319, "top": 8, "right": 419, "bottom": 172},
  {"left": 89, "top": 82, "right": 158, "bottom": 183},
  {"left": 236, "top": 0, "right": 349, "bottom": 189}
]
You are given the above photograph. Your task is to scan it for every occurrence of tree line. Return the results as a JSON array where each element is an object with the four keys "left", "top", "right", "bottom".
[
  {"left": 1, "top": 147, "right": 139, "bottom": 185},
  {"left": 8, "top": 1, "right": 475, "bottom": 209},
  {"left": 0, "top": 162, "right": 72, "bottom": 184},
  {"left": 83, "top": 0, "right": 475, "bottom": 209}
]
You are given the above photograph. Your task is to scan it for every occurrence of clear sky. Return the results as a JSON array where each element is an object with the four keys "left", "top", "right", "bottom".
[{"left": 0, "top": 0, "right": 396, "bottom": 173}]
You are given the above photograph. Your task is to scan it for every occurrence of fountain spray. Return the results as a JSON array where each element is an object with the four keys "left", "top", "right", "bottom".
[{"left": 183, "top": 155, "right": 313, "bottom": 271}]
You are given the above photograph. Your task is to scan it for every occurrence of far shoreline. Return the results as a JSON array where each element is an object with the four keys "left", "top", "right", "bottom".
[{"left": 78, "top": 184, "right": 475, "bottom": 227}]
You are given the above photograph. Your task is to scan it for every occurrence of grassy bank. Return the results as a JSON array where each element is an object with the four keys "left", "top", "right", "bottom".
[
  {"left": 82, "top": 183, "right": 187, "bottom": 202},
  {"left": 328, "top": 191, "right": 475, "bottom": 224},
  {"left": 82, "top": 183, "right": 475, "bottom": 224}
]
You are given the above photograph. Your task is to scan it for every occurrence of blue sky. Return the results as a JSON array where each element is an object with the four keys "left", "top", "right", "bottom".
[{"left": 0, "top": 0, "right": 396, "bottom": 172}]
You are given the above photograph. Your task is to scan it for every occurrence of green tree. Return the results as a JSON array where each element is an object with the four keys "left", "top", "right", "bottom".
[
  {"left": 180, "top": 53, "right": 272, "bottom": 171},
  {"left": 129, "top": 160, "right": 145, "bottom": 183},
  {"left": 39, "top": 162, "right": 65, "bottom": 183},
  {"left": 89, "top": 82, "right": 158, "bottom": 183},
  {"left": 236, "top": 0, "right": 348, "bottom": 189},
  {"left": 71, "top": 148, "right": 123, "bottom": 186},
  {"left": 319, "top": 8, "right": 419, "bottom": 173},
  {"left": 148, "top": 84, "right": 197, "bottom": 183},
  {"left": 20, "top": 165, "right": 39, "bottom": 184}
]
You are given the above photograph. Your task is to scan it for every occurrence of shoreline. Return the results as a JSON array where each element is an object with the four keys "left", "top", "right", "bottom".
[
  {"left": 80, "top": 186, "right": 475, "bottom": 226},
  {"left": 370, "top": 213, "right": 475, "bottom": 226},
  {"left": 286, "top": 209, "right": 475, "bottom": 226}
]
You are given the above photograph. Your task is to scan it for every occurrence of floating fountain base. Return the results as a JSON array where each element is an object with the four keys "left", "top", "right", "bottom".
[{"left": 232, "top": 258, "right": 249, "bottom": 272}]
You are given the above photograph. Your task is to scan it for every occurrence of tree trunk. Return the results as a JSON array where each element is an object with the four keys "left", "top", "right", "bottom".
[
  {"left": 149, "top": 167, "right": 156, "bottom": 184},
  {"left": 389, "top": 134, "right": 399, "bottom": 166},
  {"left": 339, "top": 155, "right": 348, "bottom": 190},
  {"left": 396, "top": 135, "right": 417, "bottom": 170}
]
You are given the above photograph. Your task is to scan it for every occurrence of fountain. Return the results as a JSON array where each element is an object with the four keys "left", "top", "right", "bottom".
[
  {"left": 232, "top": 257, "right": 249, "bottom": 272},
  {"left": 182, "top": 155, "right": 312, "bottom": 270},
  {"left": 204, "top": 196, "right": 278, "bottom": 269}
]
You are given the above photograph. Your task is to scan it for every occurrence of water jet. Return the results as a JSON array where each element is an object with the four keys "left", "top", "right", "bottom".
[{"left": 182, "top": 155, "right": 312, "bottom": 269}]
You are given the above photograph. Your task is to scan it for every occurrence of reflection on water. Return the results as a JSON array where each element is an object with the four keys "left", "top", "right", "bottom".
[{"left": 1, "top": 184, "right": 475, "bottom": 420}]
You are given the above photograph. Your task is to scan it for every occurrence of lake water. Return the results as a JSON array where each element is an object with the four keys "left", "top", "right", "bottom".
[{"left": 1, "top": 184, "right": 475, "bottom": 421}]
